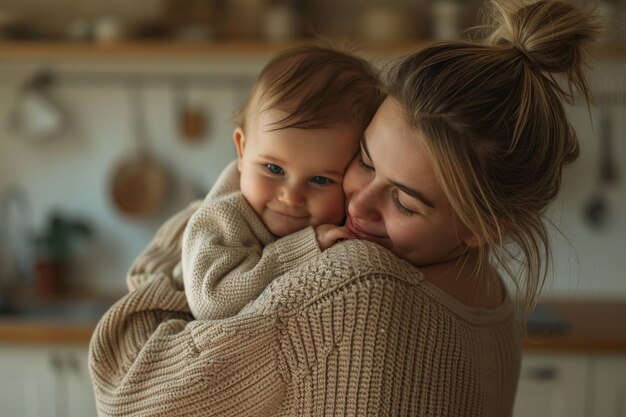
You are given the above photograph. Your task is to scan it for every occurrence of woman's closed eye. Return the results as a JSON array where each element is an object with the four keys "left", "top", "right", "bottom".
[
  {"left": 265, "top": 163, "right": 284, "bottom": 175},
  {"left": 392, "top": 190, "right": 416, "bottom": 216},
  {"left": 358, "top": 157, "right": 374, "bottom": 172}
]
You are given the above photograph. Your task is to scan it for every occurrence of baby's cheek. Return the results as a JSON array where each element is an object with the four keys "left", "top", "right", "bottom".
[
  {"left": 240, "top": 176, "right": 266, "bottom": 217},
  {"left": 314, "top": 190, "right": 346, "bottom": 226}
]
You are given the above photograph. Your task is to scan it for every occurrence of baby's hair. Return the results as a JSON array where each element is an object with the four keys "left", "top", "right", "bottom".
[
  {"left": 386, "top": 0, "right": 601, "bottom": 321},
  {"left": 234, "top": 45, "right": 383, "bottom": 133}
]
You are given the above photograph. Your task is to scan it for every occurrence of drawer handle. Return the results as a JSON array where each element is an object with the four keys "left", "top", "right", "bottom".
[
  {"left": 524, "top": 366, "right": 558, "bottom": 381},
  {"left": 50, "top": 352, "right": 63, "bottom": 371}
]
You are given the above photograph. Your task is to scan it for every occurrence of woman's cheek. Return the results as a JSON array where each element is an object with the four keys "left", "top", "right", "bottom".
[{"left": 343, "top": 158, "right": 364, "bottom": 198}]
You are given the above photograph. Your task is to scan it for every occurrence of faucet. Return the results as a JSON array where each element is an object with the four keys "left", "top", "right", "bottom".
[{"left": 0, "top": 185, "right": 34, "bottom": 305}]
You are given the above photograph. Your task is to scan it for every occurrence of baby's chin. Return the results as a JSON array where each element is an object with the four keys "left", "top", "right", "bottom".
[{"left": 266, "top": 221, "right": 310, "bottom": 238}]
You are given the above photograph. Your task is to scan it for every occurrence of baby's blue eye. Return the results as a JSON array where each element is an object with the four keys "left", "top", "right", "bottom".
[
  {"left": 266, "top": 163, "right": 284, "bottom": 175},
  {"left": 311, "top": 176, "right": 331, "bottom": 185}
]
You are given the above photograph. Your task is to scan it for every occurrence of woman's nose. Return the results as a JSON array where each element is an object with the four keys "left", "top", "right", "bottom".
[
  {"left": 348, "top": 182, "right": 382, "bottom": 222},
  {"left": 278, "top": 184, "right": 306, "bottom": 207}
]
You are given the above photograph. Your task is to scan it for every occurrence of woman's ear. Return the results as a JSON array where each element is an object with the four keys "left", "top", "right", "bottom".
[
  {"left": 233, "top": 127, "right": 246, "bottom": 171},
  {"left": 463, "top": 235, "right": 482, "bottom": 248}
]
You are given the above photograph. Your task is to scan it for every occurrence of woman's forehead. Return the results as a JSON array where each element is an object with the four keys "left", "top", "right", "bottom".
[
  {"left": 364, "top": 99, "right": 444, "bottom": 203},
  {"left": 365, "top": 100, "right": 430, "bottom": 171}
]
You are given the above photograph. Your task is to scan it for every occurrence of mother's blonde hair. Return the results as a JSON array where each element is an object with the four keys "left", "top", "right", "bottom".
[{"left": 386, "top": 0, "right": 601, "bottom": 318}]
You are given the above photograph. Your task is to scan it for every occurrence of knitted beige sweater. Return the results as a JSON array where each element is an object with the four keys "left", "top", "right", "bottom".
[
  {"left": 182, "top": 161, "right": 321, "bottom": 320},
  {"left": 89, "top": 171, "right": 522, "bottom": 417}
]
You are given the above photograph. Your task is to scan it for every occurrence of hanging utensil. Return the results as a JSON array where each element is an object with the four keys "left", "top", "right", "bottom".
[
  {"left": 9, "top": 69, "right": 70, "bottom": 143},
  {"left": 583, "top": 110, "right": 615, "bottom": 229},
  {"left": 175, "top": 79, "right": 207, "bottom": 143},
  {"left": 110, "top": 81, "right": 169, "bottom": 218},
  {"left": 599, "top": 110, "right": 618, "bottom": 185}
]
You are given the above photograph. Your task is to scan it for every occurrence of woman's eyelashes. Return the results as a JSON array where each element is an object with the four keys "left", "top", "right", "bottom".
[
  {"left": 356, "top": 156, "right": 415, "bottom": 216},
  {"left": 358, "top": 157, "right": 374, "bottom": 172},
  {"left": 392, "top": 191, "right": 416, "bottom": 216}
]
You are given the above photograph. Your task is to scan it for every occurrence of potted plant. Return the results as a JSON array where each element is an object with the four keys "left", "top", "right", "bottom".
[{"left": 31, "top": 212, "right": 93, "bottom": 297}]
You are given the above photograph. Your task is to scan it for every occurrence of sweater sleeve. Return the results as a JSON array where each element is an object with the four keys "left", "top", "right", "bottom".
[
  {"left": 182, "top": 194, "right": 321, "bottom": 320},
  {"left": 88, "top": 274, "right": 288, "bottom": 417},
  {"left": 181, "top": 159, "right": 321, "bottom": 320},
  {"left": 125, "top": 160, "right": 239, "bottom": 292},
  {"left": 126, "top": 200, "right": 201, "bottom": 292}
]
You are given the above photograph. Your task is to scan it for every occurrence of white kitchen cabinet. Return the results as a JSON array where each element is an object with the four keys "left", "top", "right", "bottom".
[
  {"left": 0, "top": 346, "right": 58, "bottom": 417},
  {"left": 513, "top": 353, "right": 591, "bottom": 417},
  {"left": 0, "top": 345, "right": 97, "bottom": 417},
  {"left": 58, "top": 346, "right": 98, "bottom": 417},
  {"left": 590, "top": 356, "right": 626, "bottom": 417}
]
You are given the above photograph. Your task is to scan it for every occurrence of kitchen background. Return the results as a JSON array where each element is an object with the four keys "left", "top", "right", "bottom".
[
  {"left": 0, "top": 0, "right": 624, "bottom": 300},
  {"left": 0, "top": 1, "right": 625, "bottom": 417}
]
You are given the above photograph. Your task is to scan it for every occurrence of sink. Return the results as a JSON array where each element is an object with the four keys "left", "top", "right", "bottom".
[
  {"left": 526, "top": 304, "right": 569, "bottom": 335},
  {"left": 0, "top": 299, "right": 112, "bottom": 323}
]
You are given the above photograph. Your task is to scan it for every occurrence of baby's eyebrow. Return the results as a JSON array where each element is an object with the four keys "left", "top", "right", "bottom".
[
  {"left": 318, "top": 169, "right": 343, "bottom": 178},
  {"left": 257, "top": 155, "right": 286, "bottom": 164}
]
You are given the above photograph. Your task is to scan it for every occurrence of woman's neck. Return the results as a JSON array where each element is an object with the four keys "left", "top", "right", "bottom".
[{"left": 420, "top": 252, "right": 505, "bottom": 309}]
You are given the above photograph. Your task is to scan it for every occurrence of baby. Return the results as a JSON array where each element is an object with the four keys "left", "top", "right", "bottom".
[{"left": 182, "top": 46, "right": 382, "bottom": 319}]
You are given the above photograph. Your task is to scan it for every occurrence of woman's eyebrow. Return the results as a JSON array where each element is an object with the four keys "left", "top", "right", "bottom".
[
  {"left": 391, "top": 180, "right": 436, "bottom": 209},
  {"left": 361, "top": 135, "right": 436, "bottom": 209}
]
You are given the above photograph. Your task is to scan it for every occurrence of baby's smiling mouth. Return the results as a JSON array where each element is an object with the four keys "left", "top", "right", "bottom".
[{"left": 269, "top": 207, "right": 309, "bottom": 219}]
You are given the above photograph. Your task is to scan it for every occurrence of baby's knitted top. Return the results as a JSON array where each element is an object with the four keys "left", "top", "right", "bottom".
[{"left": 182, "top": 161, "right": 321, "bottom": 320}]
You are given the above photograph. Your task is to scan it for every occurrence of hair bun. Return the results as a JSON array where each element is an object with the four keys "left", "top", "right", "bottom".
[{"left": 488, "top": 0, "right": 601, "bottom": 76}]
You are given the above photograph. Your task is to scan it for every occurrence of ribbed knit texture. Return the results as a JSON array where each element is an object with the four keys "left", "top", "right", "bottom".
[
  {"left": 182, "top": 161, "right": 321, "bottom": 320},
  {"left": 89, "top": 170, "right": 522, "bottom": 417}
]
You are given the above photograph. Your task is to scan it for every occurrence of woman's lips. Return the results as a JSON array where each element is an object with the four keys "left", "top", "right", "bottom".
[{"left": 346, "top": 215, "right": 387, "bottom": 241}]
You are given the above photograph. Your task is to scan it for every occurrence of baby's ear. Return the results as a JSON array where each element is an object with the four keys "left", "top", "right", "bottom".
[{"left": 233, "top": 127, "right": 246, "bottom": 171}]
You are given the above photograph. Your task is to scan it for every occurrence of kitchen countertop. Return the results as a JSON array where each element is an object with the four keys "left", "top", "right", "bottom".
[
  {"left": 1, "top": 299, "right": 626, "bottom": 351},
  {"left": 522, "top": 300, "right": 626, "bottom": 353},
  {"left": 0, "top": 291, "right": 120, "bottom": 345},
  {"left": 0, "top": 321, "right": 96, "bottom": 344}
]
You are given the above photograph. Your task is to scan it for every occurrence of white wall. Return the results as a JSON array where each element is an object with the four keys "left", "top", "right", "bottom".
[
  {"left": 0, "top": 57, "right": 261, "bottom": 295},
  {"left": 0, "top": 54, "right": 625, "bottom": 299},
  {"left": 538, "top": 58, "right": 626, "bottom": 300}
]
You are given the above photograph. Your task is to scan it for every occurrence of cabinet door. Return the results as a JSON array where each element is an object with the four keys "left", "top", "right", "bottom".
[
  {"left": 0, "top": 346, "right": 59, "bottom": 417},
  {"left": 513, "top": 354, "right": 590, "bottom": 417},
  {"left": 60, "top": 347, "right": 98, "bottom": 417},
  {"left": 590, "top": 356, "right": 626, "bottom": 417}
]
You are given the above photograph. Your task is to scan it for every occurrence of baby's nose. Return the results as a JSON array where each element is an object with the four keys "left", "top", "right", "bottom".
[{"left": 278, "top": 185, "right": 306, "bottom": 207}]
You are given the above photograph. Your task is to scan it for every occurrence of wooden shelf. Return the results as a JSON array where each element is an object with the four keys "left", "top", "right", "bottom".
[
  {"left": 0, "top": 39, "right": 433, "bottom": 60},
  {"left": 592, "top": 43, "right": 626, "bottom": 59},
  {"left": 0, "top": 39, "right": 623, "bottom": 62}
]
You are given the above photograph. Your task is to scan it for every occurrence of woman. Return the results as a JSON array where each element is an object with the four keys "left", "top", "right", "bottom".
[{"left": 89, "top": 1, "right": 599, "bottom": 415}]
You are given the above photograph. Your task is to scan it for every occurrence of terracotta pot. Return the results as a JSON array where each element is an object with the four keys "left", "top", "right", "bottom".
[{"left": 35, "top": 260, "right": 63, "bottom": 297}]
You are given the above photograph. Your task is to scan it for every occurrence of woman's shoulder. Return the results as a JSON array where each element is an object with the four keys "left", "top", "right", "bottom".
[
  {"left": 324, "top": 239, "right": 423, "bottom": 284},
  {"left": 244, "top": 239, "right": 515, "bottom": 328},
  {"left": 241, "top": 239, "right": 424, "bottom": 314}
]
